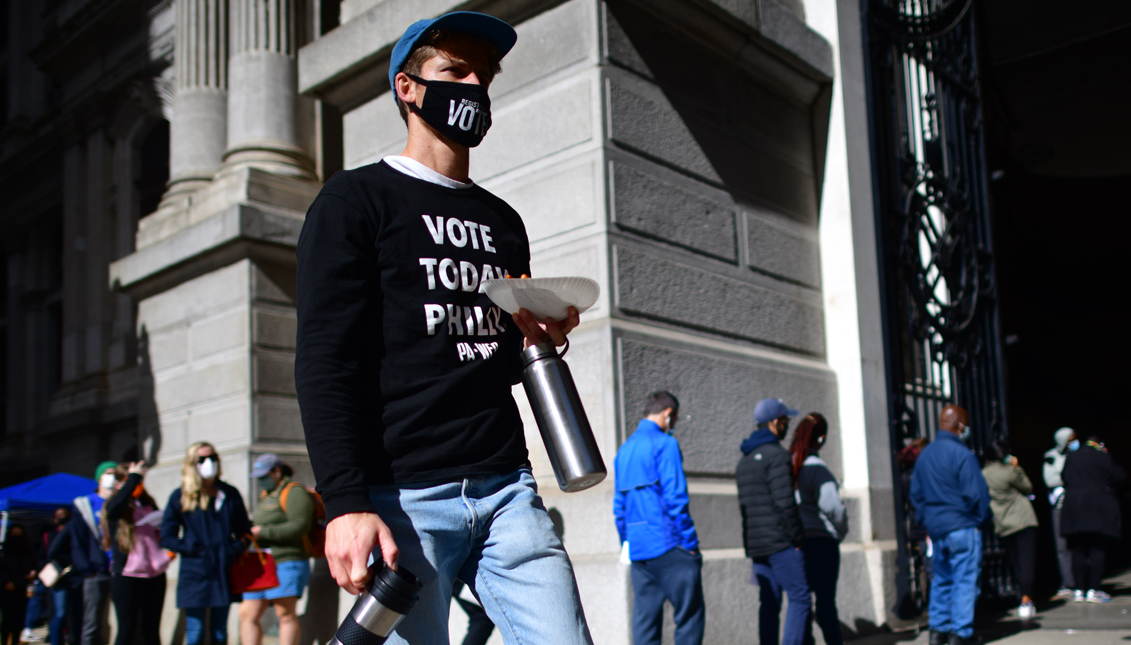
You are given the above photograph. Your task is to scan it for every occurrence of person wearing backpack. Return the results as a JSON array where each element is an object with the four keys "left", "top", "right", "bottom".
[{"left": 239, "top": 454, "right": 315, "bottom": 645}]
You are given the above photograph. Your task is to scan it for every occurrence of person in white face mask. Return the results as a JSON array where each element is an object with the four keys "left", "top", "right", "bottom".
[
  {"left": 160, "top": 443, "right": 252, "bottom": 645},
  {"left": 65, "top": 460, "right": 118, "bottom": 645}
]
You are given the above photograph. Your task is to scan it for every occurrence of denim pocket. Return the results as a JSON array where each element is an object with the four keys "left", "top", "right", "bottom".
[{"left": 947, "top": 528, "right": 974, "bottom": 554}]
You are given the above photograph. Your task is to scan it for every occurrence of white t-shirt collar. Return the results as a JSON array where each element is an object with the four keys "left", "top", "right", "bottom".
[{"left": 383, "top": 155, "right": 474, "bottom": 189}]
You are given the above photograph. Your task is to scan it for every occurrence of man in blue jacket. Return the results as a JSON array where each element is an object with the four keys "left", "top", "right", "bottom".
[
  {"left": 614, "top": 391, "right": 704, "bottom": 645},
  {"left": 910, "top": 404, "right": 990, "bottom": 645}
]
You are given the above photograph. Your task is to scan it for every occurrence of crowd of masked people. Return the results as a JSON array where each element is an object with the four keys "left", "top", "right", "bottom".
[
  {"left": 612, "top": 391, "right": 1126, "bottom": 645},
  {"left": 614, "top": 393, "right": 849, "bottom": 645},
  {"left": 898, "top": 408, "right": 1125, "bottom": 645},
  {"left": 0, "top": 446, "right": 318, "bottom": 645}
]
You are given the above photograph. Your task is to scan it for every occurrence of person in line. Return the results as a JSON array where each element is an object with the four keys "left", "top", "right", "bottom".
[
  {"left": 909, "top": 404, "right": 989, "bottom": 645},
  {"left": 20, "top": 517, "right": 55, "bottom": 644},
  {"left": 981, "top": 440, "right": 1038, "bottom": 619},
  {"left": 0, "top": 524, "right": 36, "bottom": 645},
  {"left": 737, "top": 398, "right": 810, "bottom": 645},
  {"left": 161, "top": 443, "right": 252, "bottom": 645},
  {"left": 239, "top": 454, "right": 314, "bottom": 645},
  {"left": 897, "top": 438, "right": 932, "bottom": 581},
  {"left": 614, "top": 391, "right": 705, "bottom": 645},
  {"left": 295, "top": 11, "right": 592, "bottom": 643},
  {"left": 1041, "top": 427, "right": 1075, "bottom": 598},
  {"left": 103, "top": 462, "right": 168, "bottom": 645},
  {"left": 45, "top": 509, "right": 82, "bottom": 645},
  {"left": 789, "top": 413, "right": 847, "bottom": 645},
  {"left": 1060, "top": 435, "right": 1125, "bottom": 603},
  {"left": 65, "top": 461, "right": 117, "bottom": 645}
]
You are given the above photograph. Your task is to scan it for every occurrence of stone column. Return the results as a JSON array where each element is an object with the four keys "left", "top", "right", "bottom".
[
  {"left": 166, "top": 0, "right": 228, "bottom": 199},
  {"left": 222, "top": 0, "right": 316, "bottom": 178}
]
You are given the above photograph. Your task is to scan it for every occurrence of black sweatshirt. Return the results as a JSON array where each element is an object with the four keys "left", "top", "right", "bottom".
[{"left": 295, "top": 161, "right": 532, "bottom": 522}]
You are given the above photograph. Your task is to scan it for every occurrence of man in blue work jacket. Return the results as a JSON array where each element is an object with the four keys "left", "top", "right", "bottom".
[
  {"left": 910, "top": 404, "right": 991, "bottom": 645},
  {"left": 614, "top": 391, "right": 705, "bottom": 645}
]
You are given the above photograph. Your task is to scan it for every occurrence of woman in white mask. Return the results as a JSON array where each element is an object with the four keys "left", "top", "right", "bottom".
[{"left": 160, "top": 442, "right": 252, "bottom": 645}]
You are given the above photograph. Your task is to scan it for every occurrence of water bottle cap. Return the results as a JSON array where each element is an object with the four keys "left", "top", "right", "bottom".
[
  {"left": 368, "top": 562, "right": 421, "bottom": 615},
  {"left": 520, "top": 341, "right": 560, "bottom": 367}
]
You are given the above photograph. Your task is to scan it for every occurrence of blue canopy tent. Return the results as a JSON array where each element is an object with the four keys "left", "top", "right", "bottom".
[{"left": 0, "top": 472, "right": 97, "bottom": 542}]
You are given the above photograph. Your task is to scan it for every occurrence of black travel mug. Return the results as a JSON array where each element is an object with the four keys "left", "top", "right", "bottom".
[
  {"left": 328, "top": 562, "right": 422, "bottom": 645},
  {"left": 521, "top": 341, "right": 607, "bottom": 492}
]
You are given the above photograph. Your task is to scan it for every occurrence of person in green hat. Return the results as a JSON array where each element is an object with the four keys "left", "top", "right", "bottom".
[{"left": 58, "top": 460, "right": 118, "bottom": 645}]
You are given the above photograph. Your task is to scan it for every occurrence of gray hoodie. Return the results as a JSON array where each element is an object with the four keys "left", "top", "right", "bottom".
[{"left": 794, "top": 455, "right": 848, "bottom": 541}]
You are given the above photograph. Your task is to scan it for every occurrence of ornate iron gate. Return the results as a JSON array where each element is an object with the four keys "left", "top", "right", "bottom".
[{"left": 859, "top": 0, "right": 1013, "bottom": 615}]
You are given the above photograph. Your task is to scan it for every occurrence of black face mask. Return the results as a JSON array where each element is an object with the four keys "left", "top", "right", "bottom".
[{"left": 404, "top": 74, "right": 492, "bottom": 148}]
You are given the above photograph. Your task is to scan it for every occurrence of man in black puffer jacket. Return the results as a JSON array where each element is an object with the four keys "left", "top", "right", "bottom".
[{"left": 737, "top": 398, "right": 810, "bottom": 645}]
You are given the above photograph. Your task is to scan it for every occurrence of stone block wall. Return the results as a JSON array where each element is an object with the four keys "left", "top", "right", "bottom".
[{"left": 304, "top": 0, "right": 892, "bottom": 642}]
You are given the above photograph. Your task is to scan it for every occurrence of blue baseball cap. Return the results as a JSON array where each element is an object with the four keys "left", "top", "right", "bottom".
[
  {"left": 251, "top": 453, "right": 282, "bottom": 478},
  {"left": 388, "top": 12, "right": 518, "bottom": 103},
  {"left": 754, "top": 398, "right": 799, "bottom": 425}
]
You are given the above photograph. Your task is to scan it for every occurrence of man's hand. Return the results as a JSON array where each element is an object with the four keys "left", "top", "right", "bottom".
[
  {"left": 513, "top": 306, "right": 580, "bottom": 348},
  {"left": 325, "top": 512, "right": 399, "bottom": 595},
  {"left": 127, "top": 461, "right": 147, "bottom": 476}
]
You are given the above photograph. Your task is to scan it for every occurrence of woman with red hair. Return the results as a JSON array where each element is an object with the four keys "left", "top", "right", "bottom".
[{"left": 789, "top": 413, "right": 848, "bottom": 645}]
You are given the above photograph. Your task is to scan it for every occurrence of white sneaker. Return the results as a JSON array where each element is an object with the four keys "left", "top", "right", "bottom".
[
  {"left": 1086, "top": 589, "right": 1112, "bottom": 603},
  {"left": 1018, "top": 602, "right": 1035, "bottom": 619},
  {"left": 20, "top": 629, "right": 43, "bottom": 643},
  {"left": 1054, "top": 587, "right": 1074, "bottom": 599},
  {"left": 1073, "top": 589, "right": 1086, "bottom": 602}
]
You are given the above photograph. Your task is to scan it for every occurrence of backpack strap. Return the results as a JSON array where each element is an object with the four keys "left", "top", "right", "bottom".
[
  {"left": 73, "top": 496, "right": 99, "bottom": 537},
  {"left": 278, "top": 482, "right": 301, "bottom": 514}
]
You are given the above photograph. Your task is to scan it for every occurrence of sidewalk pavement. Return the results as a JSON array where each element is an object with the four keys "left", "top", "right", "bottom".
[{"left": 848, "top": 569, "right": 1131, "bottom": 645}]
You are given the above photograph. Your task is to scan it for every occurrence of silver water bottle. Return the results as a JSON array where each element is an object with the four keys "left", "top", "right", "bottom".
[
  {"left": 329, "top": 563, "right": 421, "bottom": 645},
  {"left": 521, "top": 341, "right": 607, "bottom": 492}
]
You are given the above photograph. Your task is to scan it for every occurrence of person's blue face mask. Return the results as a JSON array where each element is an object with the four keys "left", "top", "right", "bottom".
[
  {"left": 1067, "top": 439, "right": 1080, "bottom": 452},
  {"left": 258, "top": 475, "right": 276, "bottom": 491}
]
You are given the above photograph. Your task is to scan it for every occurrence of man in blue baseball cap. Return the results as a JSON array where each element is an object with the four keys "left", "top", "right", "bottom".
[
  {"left": 295, "top": 11, "right": 590, "bottom": 644},
  {"left": 736, "top": 398, "right": 811, "bottom": 645}
]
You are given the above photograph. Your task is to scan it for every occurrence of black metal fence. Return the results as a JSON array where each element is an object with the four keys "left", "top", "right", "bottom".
[{"left": 860, "top": 0, "right": 1013, "bottom": 616}]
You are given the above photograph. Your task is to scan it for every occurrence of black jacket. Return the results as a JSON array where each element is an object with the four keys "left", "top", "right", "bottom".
[
  {"left": 1061, "top": 445, "right": 1125, "bottom": 539},
  {"left": 45, "top": 522, "right": 81, "bottom": 589},
  {"left": 736, "top": 429, "right": 804, "bottom": 558},
  {"left": 47, "top": 504, "right": 109, "bottom": 578}
]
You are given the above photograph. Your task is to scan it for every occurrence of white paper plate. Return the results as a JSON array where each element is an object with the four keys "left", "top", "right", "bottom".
[{"left": 482, "top": 277, "right": 600, "bottom": 321}]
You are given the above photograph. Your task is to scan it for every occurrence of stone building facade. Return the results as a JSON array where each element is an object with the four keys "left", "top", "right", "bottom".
[{"left": 3, "top": 0, "right": 906, "bottom": 642}]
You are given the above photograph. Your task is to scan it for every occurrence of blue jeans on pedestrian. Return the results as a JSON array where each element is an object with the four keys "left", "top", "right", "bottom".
[
  {"left": 368, "top": 469, "right": 592, "bottom": 644},
  {"left": 185, "top": 605, "right": 230, "bottom": 645},
  {"left": 49, "top": 587, "right": 70, "bottom": 645},
  {"left": 25, "top": 580, "right": 47, "bottom": 629},
  {"left": 753, "top": 546, "right": 811, "bottom": 645},
  {"left": 929, "top": 527, "right": 982, "bottom": 639},
  {"left": 802, "top": 537, "right": 843, "bottom": 645},
  {"left": 631, "top": 547, "right": 706, "bottom": 645}
]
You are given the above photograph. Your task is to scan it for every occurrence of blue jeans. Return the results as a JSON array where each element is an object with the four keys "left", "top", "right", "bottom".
[
  {"left": 753, "top": 546, "right": 811, "bottom": 645},
  {"left": 631, "top": 547, "right": 706, "bottom": 645},
  {"left": 185, "top": 605, "right": 230, "bottom": 645},
  {"left": 50, "top": 587, "right": 70, "bottom": 645},
  {"left": 369, "top": 469, "right": 592, "bottom": 644},
  {"left": 802, "top": 537, "right": 843, "bottom": 645},
  {"left": 25, "top": 580, "right": 47, "bottom": 629},
  {"left": 929, "top": 527, "right": 982, "bottom": 639}
]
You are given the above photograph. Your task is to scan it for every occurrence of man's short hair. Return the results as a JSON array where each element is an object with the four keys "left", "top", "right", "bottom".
[
  {"left": 643, "top": 391, "right": 679, "bottom": 416},
  {"left": 396, "top": 29, "right": 503, "bottom": 123}
]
